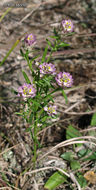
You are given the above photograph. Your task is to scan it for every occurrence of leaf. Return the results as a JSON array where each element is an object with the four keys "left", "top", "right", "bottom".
[
  {"left": 65, "top": 32, "right": 75, "bottom": 36},
  {"left": 20, "top": 49, "right": 25, "bottom": 57},
  {"left": 29, "top": 112, "right": 33, "bottom": 124},
  {"left": 66, "top": 125, "right": 82, "bottom": 140},
  {"left": 41, "top": 45, "right": 48, "bottom": 63},
  {"left": 22, "top": 70, "right": 31, "bottom": 84},
  {"left": 83, "top": 151, "right": 96, "bottom": 161},
  {"left": 91, "top": 112, "right": 96, "bottom": 126},
  {"left": 41, "top": 116, "right": 48, "bottom": 122},
  {"left": 66, "top": 125, "right": 82, "bottom": 147},
  {"left": 11, "top": 88, "right": 18, "bottom": 95},
  {"left": 57, "top": 42, "right": 70, "bottom": 48},
  {"left": 30, "top": 55, "right": 40, "bottom": 63},
  {"left": 31, "top": 99, "right": 42, "bottom": 112},
  {"left": 15, "top": 112, "right": 22, "bottom": 116},
  {"left": 25, "top": 125, "right": 34, "bottom": 132},
  {"left": 61, "top": 152, "right": 74, "bottom": 162},
  {"left": 44, "top": 170, "right": 68, "bottom": 190},
  {"left": 0, "top": 7, "right": 13, "bottom": 22},
  {"left": 54, "top": 28, "right": 58, "bottom": 36},
  {"left": 70, "top": 160, "right": 81, "bottom": 170},
  {"left": 50, "top": 36, "right": 59, "bottom": 39},
  {"left": 46, "top": 39, "right": 52, "bottom": 47},
  {"left": 62, "top": 89, "right": 68, "bottom": 104},
  {"left": 76, "top": 172, "right": 87, "bottom": 188},
  {"left": 77, "top": 148, "right": 91, "bottom": 158},
  {"left": 0, "top": 39, "right": 20, "bottom": 66}
]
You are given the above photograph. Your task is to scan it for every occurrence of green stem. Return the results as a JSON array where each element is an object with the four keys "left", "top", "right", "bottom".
[
  {"left": 47, "top": 50, "right": 53, "bottom": 62},
  {"left": 33, "top": 112, "right": 37, "bottom": 170},
  {"left": 29, "top": 127, "right": 33, "bottom": 139},
  {"left": 44, "top": 87, "right": 60, "bottom": 99}
]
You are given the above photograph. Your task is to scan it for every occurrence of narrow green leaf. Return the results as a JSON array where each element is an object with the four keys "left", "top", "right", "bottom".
[
  {"left": 31, "top": 100, "right": 42, "bottom": 112},
  {"left": 83, "top": 151, "right": 96, "bottom": 161},
  {"left": 50, "top": 36, "right": 59, "bottom": 39},
  {"left": 46, "top": 39, "right": 52, "bottom": 47},
  {"left": 62, "top": 89, "right": 68, "bottom": 104},
  {"left": 91, "top": 112, "right": 96, "bottom": 126},
  {"left": 76, "top": 173, "right": 87, "bottom": 188},
  {"left": 66, "top": 125, "right": 82, "bottom": 147},
  {"left": 0, "top": 39, "right": 20, "bottom": 66},
  {"left": 30, "top": 55, "right": 40, "bottom": 64},
  {"left": 54, "top": 28, "right": 58, "bottom": 36},
  {"left": 43, "top": 78, "right": 51, "bottom": 86},
  {"left": 77, "top": 148, "right": 91, "bottom": 158},
  {"left": 41, "top": 116, "right": 48, "bottom": 122},
  {"left": 11, "top": 88, "right": 18, "bottom": 95},
  {"left": 15, "top": 112, "right": 22, "bottom": 116},
  {"left": 41, "top": 45, "right": 48, "bottom": 62},
  {"left": 66, "top": 125, "right": 82, "bottom": 140},
  {"left": 65, "top": 32, "right": 75, "bottom": 36},
  {"left": 22, "top": 70, "right": 31, "bottom": 84},
  {"left": 57, "top": 43, "right": 70, "bottom": 48},
  {"left": 0, "top": 7, "right": 13, "bottom": 23},
  {"left": 44, "top": 170, "right": 68, "bottom": 190},
  {"left": 25, "top": 125, "right": 34, "bottom": 132},
  {"left": 24, "top": 50, "right": 29, "bottom": 63},
  {"left": 29, "top": 112, "right": 33, "bottom": 124},
  {"left": 20, "top": 49, "right": 25, "bottom": 57}
]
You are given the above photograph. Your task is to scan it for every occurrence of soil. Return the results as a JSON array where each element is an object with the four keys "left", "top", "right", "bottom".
[{"left": 0, "top": 0, "right": 96, "bottom": 189}]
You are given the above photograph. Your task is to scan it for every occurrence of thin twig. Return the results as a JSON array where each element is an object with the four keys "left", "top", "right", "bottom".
[
  {"left": 39, "top": 136, "right": 96, "bottom": 160},
  {"left": 0, "top": 143, "right": 22, "bottom": 157},
  {"left": 25, "top": 166, "right": 70, "bottom": 177},
  {"left": 70, "top": 173, "right": 81, "bottom": 190},
  {"left": 80, "top": 126, "right": 96, "bottom": 132},
  {"left": 58, "top": 109, "right": 96, "bottom": 115}
]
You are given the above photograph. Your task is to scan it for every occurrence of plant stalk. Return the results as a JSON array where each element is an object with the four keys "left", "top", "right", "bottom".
[{"left": 33, "top": 112, "right": 37, "bottom": 170}]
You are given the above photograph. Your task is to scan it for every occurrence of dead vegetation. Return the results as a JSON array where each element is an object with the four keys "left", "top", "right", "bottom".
[{"left": 0, "top": 0, "right": 96, "bottom": 189}]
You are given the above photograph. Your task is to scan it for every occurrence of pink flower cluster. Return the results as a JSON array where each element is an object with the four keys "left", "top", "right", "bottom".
[
  {"left": 39, "top": 62, "right": 56, "bottom": 75},
  {"left": 35, "top": 61, "right": 73, "bottom": 88},
  {"left": 24, "top": 33, "right": 36, "bottom": 46},
  {"left": 44, "top": 105, "right": 57, "bottom": 116},
  {"left": 18, "top": 83, "right": 36, "bottom": 100},
  {"left": 62, "top": 20, "right": 74, "bottom": 32},
  {"left": 55, "top": 72, "right": 73, "bottom": 87}
]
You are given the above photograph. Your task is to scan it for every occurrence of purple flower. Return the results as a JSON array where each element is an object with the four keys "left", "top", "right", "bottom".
[
  {"left": 55, "top": 72, "right": 73, "bottom": 87},
  {"left": 24, "top": 33, "right": 36, "bottom": 46},
  {"left": 62, "top": 20, "right": 74, "bottom": 32},
  {"left": 18, "top": 83, "right": 36, "bottom": 100},
  {"left": 44, "top": 105, "right": 57, "bottom": 116},
  {"left": 39, "top": 62, "right": 56, "bottom": 75}
]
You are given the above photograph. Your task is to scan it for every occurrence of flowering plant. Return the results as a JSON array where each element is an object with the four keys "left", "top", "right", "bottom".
[
  {"left": 17, "top": 20, "right": 74, "bottom": 169},
  {"left": 18, "top": 83, "right": 36, "bottom": 100},
  {"left": 62, "top": 19, "right": 74, "bottom": 33},
  {"left": 24, "top": 33, "right": 36, "bottom": 46}
]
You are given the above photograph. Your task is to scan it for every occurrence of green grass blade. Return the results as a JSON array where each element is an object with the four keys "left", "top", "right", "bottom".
[
  {"left": 0, "top": 39, "right": 20, "bottom": 66},
  {"left": 22, "top": 70, "right": 31, "bottom": 84},
  {"left": 0, "top": 7, "right": 13, "bottom": 23},
  {"left": 41, "top": 45, "right": 48, "bottom": 63},
  {"left": 62, "top": 89, "right": 68, "bottom": 104},
  {"left": 91, "top": 112, "right": 96, "bottom": 126}
]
